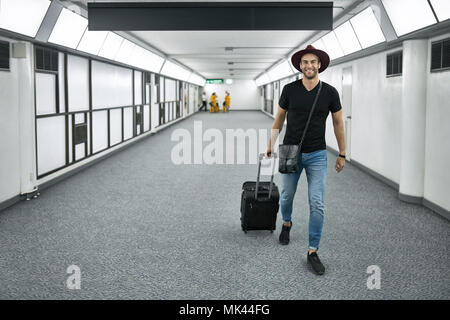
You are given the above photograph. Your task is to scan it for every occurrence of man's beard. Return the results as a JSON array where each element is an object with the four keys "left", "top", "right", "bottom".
[{"left": 302, "top": 69, "right": 317, "bottom": 79}]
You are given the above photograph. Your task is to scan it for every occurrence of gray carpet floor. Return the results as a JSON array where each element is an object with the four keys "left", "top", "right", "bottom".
[{"left": 0, "top": 111, "right": 449, "bottom": 300}]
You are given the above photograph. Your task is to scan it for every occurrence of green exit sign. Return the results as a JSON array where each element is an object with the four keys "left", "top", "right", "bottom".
[{"left": 206, "top": 79, "right": 224, "bottom": 84}]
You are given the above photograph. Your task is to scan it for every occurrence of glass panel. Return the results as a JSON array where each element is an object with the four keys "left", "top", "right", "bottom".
[
  {"left": 123, "top": 107, "right": 133, "bottom": 140},
  {"left": 334, "top": 21, "right": 362, "bottom": 55},
  {"left": 0, "top": 0, "right": 50, "bottom": 38},
  {"left": 143, "top": 105, "right": 150, "bottom": 131},
  {"left": 36, "top": 116, "right": 66, "bottom": 176},
  {"left": 350, "top": 7, "right": 386, "bottom": 49},
  {"left": 134, "top": 71, "right": 142, "bottom": 105},
  {"left": 92, "top": 61, "right": 133, "bottom": 109},
  {"left": 381, "top": 0, "right": 437, "bottom": 37},
  {"left": 35, "top": 73, "right": 56, "bottom": 115},
  {"left": 92, "top": 111, "right": 108, "bottom": 153},
  {"left": 110, "top": 109, "right": 122, "bottom": 146},
  {"left": 48, "top": 8, "right": 88, "bottom": 49},
  {"left": 67, "top": 55, "right": 89, "bottom": 112}
]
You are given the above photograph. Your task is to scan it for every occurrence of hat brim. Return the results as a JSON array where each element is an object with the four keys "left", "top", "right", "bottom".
[{"left": 291, "top": 48, "right": 330, "bottom": 73}]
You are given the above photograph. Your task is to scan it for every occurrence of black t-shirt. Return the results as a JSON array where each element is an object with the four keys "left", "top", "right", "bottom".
[{"left": 279, "top": 79, "right": 342, "bottom": 153}]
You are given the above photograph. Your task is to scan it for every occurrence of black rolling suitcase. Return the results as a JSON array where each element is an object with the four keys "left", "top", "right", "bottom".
[{"left": 240, "top": 153, "right": 279, "bottom": 233}]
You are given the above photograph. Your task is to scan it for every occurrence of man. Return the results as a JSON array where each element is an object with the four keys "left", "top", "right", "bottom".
[
  {"left": 265, "top": 45, "right": 346, "bottom": 275},
  {"left": 201, "top": 91, "right": 207, "bottom": 111},
  {"left": 223, "top": 91, "right": 231, "bottom": 112}
]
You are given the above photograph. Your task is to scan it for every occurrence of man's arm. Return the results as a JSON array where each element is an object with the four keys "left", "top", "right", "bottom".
[
  {"left": 331, "top": 109, "right": 346, "bottom": 172},
  {"left": 266, "top": 106, "right": 287, "bottom": 156}
]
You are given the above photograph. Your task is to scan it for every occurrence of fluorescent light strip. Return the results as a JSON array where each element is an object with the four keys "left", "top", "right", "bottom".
[{"left": 0, "top": 0, "right": 51, "bottom": 38}]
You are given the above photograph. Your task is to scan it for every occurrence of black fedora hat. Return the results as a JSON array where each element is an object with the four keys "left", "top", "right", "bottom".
[{"left": 291, "top": 44, "right": 330, "bottom": 73}]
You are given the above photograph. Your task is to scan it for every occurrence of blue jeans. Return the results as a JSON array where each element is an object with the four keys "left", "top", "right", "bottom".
[{"left": 280, "top": 149, "right": 327, "bottom": 251}]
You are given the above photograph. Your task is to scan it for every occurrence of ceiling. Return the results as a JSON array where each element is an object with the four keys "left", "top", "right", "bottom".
[{"left": 72, "top": 0, "right": 363, "bottom": 80}]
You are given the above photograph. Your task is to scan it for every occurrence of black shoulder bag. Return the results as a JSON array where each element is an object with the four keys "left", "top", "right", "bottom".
[{"left": 278, "top": 81, "right": 323, "bottom": 174}]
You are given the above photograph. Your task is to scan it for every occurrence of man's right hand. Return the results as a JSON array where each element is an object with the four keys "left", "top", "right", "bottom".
[{"left": 265, "top": 147, "right": 273, "bottom": 158}]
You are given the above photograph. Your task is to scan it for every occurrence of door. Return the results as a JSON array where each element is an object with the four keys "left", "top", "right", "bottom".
[{"left": 342, "top": 67, "right": 352, "bottom": 161}]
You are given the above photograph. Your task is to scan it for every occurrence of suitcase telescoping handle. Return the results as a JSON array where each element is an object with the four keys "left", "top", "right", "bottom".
[{"left": 255, "top": 152, "right": 277, "bottom": 200}]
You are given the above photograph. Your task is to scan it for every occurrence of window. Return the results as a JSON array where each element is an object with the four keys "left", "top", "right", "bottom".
[
  {"left": 386, "top": 51, "right": 402, "bottom": 76},
  {"left": 0, "top": 41, "right": 10, "bottom": 70},
  {"left": 35, "top": 47, "right": 58, "bottom": 72},
  {"left": 431, "top": 38, "right": 450, "bottom": 71}
]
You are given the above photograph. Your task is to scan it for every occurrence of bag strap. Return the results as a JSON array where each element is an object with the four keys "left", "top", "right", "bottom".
[{"left": 297, "top": 81, "right": 322, "bottom": 150}]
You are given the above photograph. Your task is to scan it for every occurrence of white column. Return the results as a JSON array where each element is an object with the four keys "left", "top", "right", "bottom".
[
  {"left": 16, "top": 42, "right": 38, "bottom": 195},
  {"left": 399, "top": 39, "right": 428, "bottom": 200}
]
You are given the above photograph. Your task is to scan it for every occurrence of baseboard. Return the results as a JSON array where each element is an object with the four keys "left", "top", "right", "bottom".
[
  {"left": 325, "top": 146, "right": 449, "bottom": 221},
  {"left": 0, "top": 194, "right": 24, "bottom": 213}
]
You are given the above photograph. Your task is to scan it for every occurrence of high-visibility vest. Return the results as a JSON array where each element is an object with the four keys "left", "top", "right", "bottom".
[{"left": 225, "top": 95, "right": 230, "bottom": 106}]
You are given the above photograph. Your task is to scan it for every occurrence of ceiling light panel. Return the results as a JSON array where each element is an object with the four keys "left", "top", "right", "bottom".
[
  {"left": 334, "top": 21, "right": 361, "bottom": 55},
  {"left": 115, "top": 39, "right": 135, "bottom": 65},
  {"left": 322, "top": 31, "right": 344, "bottom": 60},
  {"left": 0, "top": 0, "right": 51, "bottom": 38},
  {"left": 189, "top": 73, "right": 206, "bottom": 86},
  {"left": 381, "top": 0, "right": 437, "bottom": 37},
  {"left": 140, "top": 50, "right": 165, "bottom": 73},
  {"left": 48, "top": 8, "right": 88, "bottom": 49},
  {"left": 267, "top": 60, "right": 293, "bottom": 82},
  {"left": 429, "top": 0, "right": 450, "bottom": 22},
  {"left": 77, "top": 30, "right": 108, "bottom": 55},
  {"left": 161, "top": 60, "right": 191, "bottom": 82},
  {"left": 98, "top": 32, "right": 123, "bottom": 60},
  {"left": 255, "top": 73, "right": 270, "bottom": 87},
  {"left": 350, "top": 6, "right": 386, "bottom": 49}
]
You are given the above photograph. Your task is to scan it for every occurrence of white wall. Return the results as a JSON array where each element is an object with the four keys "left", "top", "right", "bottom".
[
  {"left": 0, "top": 35, "right": 202, "bottom": 205},
  {"left": 424, "top": 33, "right": 450, "bottom": 211},
  {"left": 0, "top": 36, "right": 21, "bottom": 203},
  {"left": 204, "top": 79, "right": 259, "bottom": 110},
  {"left": 320, "top": 48, "right": 403, "bottom": 185}
]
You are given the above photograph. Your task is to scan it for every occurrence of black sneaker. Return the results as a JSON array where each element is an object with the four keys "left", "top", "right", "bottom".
[
  {"left": 279, "top": 222, "right": 292, "bottom": 245},
  {"left": 307, "top": 252, "right": 325, "bottom": 275}
]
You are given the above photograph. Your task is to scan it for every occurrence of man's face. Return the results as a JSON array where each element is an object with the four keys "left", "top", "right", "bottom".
[{"left": 300, "top": 53, "right": 321, "bottom": 79}]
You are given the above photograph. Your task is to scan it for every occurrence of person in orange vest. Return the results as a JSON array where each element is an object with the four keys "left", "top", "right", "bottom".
[
  {"left": 223, "top": 91, "right": 231, "bottom": 112},
  {"left": 210, "top": 92, "right": 218, "bottom": 113}
]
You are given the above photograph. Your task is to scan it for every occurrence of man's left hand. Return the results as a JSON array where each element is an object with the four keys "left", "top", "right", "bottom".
[{"left": 335, "top": 156, "right": 345, "bottom": 173}]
